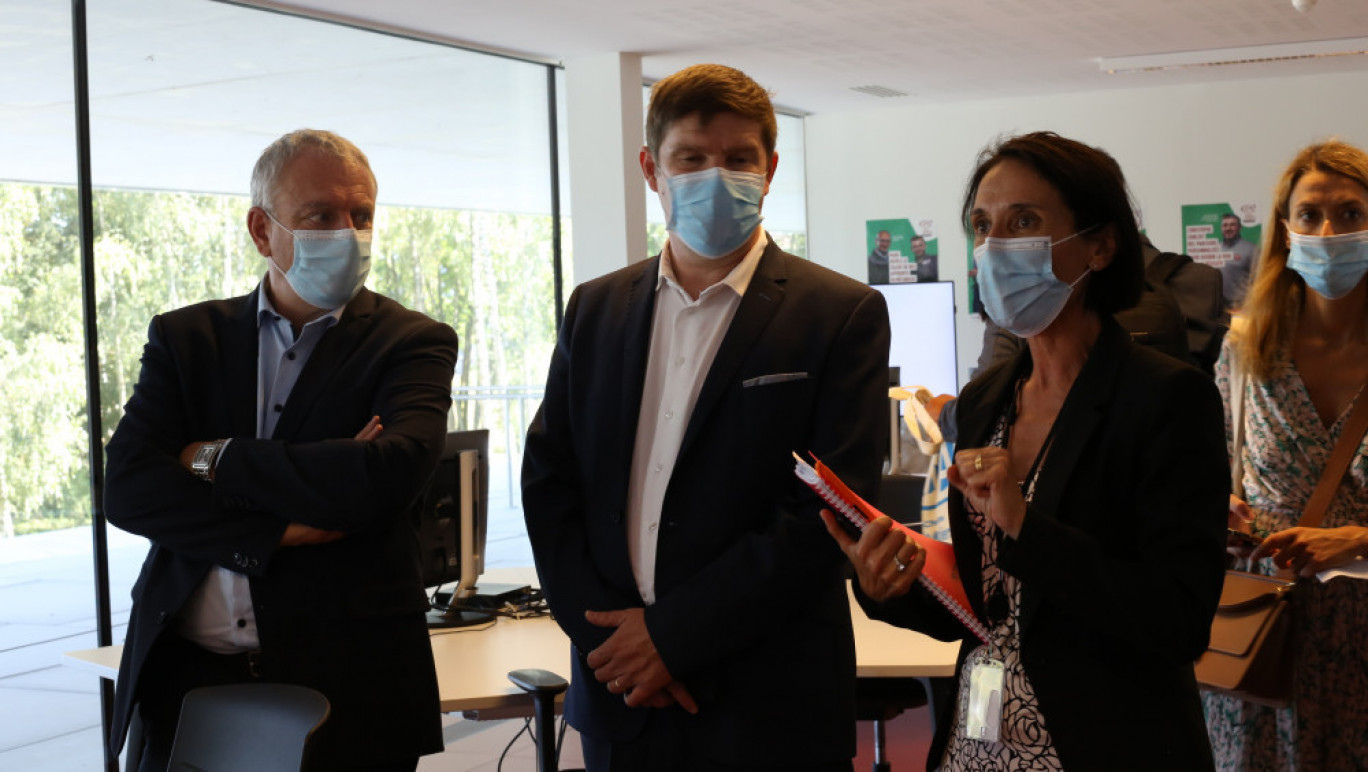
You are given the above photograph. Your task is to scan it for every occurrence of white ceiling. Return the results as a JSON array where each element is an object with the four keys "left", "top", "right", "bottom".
[
  {"left": 262, "top": 0, "right": 1368, "bottom": 114},
  {"left": 5, "top": 0, "right": 1368, "bottom": 220}
]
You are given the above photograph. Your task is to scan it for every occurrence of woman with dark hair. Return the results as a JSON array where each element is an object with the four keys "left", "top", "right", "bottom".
[
  {"left": 1205, "top": 139, "right": 1368, "bottom": 771},
  {"left": 825, "top": 132, "right": 1228, "bottom": 770}
]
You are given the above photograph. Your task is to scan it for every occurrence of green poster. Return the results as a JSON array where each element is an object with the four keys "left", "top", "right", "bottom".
[
  {"left": 865, "top": 218, "right": 939, "bottom": 285},
  {"left": 1182, "top": 203, "right": 1262, "bottom": 268}
]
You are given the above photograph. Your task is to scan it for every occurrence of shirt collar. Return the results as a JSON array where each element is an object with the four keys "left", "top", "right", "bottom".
[
  {"left": 657, "top": 231, "right": 768, "bottom": 300},
  {"left": 256, "top": 279, "right": 344, "bottom": 330}
]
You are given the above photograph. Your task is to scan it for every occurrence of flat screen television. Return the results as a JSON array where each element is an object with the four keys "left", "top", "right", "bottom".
[
  {"left": 875, "top": 281, "right": 959, "bottom": 397},
  {"left": 416, "top": 429, "right": 491, "bottom": 628}
]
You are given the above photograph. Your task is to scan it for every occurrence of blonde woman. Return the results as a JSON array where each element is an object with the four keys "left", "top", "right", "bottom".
[{"left": 1207, "top": 139, "right": 1368, "bottom": 770}]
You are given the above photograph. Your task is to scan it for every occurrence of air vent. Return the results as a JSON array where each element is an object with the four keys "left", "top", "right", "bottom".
[
  {"left": 1099, "top": 37, "right": 1368, "bottom": 75},
  {"left": 850, "top": 85, "right": 909, "bottom": 98}
]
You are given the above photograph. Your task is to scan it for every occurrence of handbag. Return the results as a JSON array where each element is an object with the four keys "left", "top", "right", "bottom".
[{"left": 1195, "top": 352, "right": 1368, "bottom": 706}]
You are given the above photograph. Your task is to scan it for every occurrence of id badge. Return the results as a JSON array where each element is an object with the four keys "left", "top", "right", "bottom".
[{"left": 962, "top": 656, "right": 1004, "bottom": 743}]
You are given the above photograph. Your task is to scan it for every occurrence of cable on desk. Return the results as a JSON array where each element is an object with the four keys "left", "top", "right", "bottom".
[{"left": 428, "top": 586, "right": 552, "bottom": 620}]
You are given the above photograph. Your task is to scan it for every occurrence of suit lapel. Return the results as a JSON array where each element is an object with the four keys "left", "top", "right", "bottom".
[
  {"left": 617, "top": 260, "right": 659, "bottom": 467},
  {"left": 953, "top": 356, "right": 1029, "bottom": 628},
  {"left": 1017, "top": 320, "right": 1128, "bottom": 628},
  {"left": 1025, "top": 321, "right": 1127, "bottom": 522},
  {"left": 225, "top": 291, "right": 262, "bottom": 438},
  {"left": 676, "top": 242, "right": 786, "bottom": 462},
  {"left": 271, "top": 289, "right": 377, "bottom": 440}
]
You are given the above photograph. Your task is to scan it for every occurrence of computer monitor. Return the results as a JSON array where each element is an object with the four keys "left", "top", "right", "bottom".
[
  {"left": 416, "top": 429, "right": 491, "bottom": 628},
  {"left": 875, "top": 281, "right": 959, "bottom": 397}
]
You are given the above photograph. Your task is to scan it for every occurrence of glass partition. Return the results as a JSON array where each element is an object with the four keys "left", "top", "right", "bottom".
[{"left": 0, "top": 1, "right": 565, "bottom": 764}]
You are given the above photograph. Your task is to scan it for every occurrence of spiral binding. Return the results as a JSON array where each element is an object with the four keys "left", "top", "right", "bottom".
[{"left": 794, "top": 455, "right": 991, "bottom": 644}]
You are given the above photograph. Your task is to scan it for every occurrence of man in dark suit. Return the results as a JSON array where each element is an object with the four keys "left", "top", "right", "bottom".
[
  {"left": 522, "top": 64, "right": 890, "bottom": 771},
  {"left": 104, "top": 129, "right": 455, "bottom": 771}
]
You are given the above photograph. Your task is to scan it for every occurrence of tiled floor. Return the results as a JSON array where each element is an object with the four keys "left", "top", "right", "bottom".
[
  {"left": 0, "top": 517, "right": 588, "bottom": 771},
  {"left": 0, "top": 522, "right": 931, "bottom": 771}
]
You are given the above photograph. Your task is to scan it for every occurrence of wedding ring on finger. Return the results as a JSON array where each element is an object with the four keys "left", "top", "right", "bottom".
[
  {"left": 893, "top": 556, "right": 907, "bottom": 572},
  {"left": 974, "top": 454, "right": 983, "bottom": 471},
  {"left": 613, "top": 678, "right": 622, "bottom": 690}
]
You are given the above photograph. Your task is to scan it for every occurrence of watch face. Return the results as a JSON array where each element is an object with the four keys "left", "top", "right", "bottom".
[{"left": 193, "top": 442, "right": 219, "bottom": 473}]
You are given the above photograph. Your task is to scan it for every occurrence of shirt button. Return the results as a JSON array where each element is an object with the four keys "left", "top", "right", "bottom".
[
  {"left": 675, "top": 357, "right": 685, "bottom": 365},
  {"left": 649, "top": 523, "right": 658, "bottom": 533},
  {"left": 664, "top": 410, "right": 674, "bottom": 420},
  {"left": 273, "top": 404, "right": 283, "bottom": 413},
  {"left": 286, "top": 352, "right": 296, "bottom": 361},
  {"left": 654, "top": 464, "right": 663, "bottom": 473},
  {"left": 236, "top": 619, "right": 247, "bottom": 628}
]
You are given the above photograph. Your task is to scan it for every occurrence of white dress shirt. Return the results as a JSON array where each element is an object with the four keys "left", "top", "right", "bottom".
[
  {"left": 177, "top": 283, "right": 342, "bottom": 654},
  {"left": 625, "top": 234, "right": 767, "bottom": 605}
]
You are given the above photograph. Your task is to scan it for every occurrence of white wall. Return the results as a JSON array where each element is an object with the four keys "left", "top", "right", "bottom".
[{"left": 804, "top": 69, "right": 1368, "bottom": 388}]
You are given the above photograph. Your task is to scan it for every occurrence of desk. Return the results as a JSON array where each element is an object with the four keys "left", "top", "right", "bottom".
[{"left": 63, "top": 567, "right": 959, "bottom": 717}]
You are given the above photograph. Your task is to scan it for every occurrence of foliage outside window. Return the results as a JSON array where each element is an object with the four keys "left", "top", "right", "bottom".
[{"left": 0, "top": 183, "right": 558, "bottom": 538}]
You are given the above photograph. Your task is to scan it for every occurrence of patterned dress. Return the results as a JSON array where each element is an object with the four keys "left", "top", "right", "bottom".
[
  {"left": 940, "top": 407, "right": 1063, "bottom": 771},
  {"left": 1204, "top": 338, "right": 1368, "bottom": 771}
]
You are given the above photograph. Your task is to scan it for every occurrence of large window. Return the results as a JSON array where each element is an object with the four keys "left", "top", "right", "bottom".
[{"left": 0, "top": 0, "right": 564, "bottom": 766}]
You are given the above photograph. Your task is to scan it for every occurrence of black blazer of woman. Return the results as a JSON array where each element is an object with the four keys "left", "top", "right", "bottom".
[{"left": 860, "top": 318, "right": 1228, "bottom": 771}]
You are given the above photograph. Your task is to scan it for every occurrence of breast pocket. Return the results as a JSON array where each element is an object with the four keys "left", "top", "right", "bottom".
[{"left": 739, "top": 372, "right": 817, "bottom": 455}]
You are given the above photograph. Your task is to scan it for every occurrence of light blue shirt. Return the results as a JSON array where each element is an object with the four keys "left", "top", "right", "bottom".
[{"left": 177, "top": 282, "right": 343, "bottom": 654}]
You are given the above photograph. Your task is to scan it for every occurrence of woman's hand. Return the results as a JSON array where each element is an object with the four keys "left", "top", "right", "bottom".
[
  {"left": 1227, "top": 495, "right": 1259, "bottom": 557},
  {"left": 820, "top": 510, "right": 925, "bottom": 603},
  {"left": 946, "top": 447, "right": 1027, "bottom": 539},
  {"left": 1251, "top": 525, "right": 1368, "bottom": 577},
  {"left": 1228, "top": 494, "right": 1253, "bottom": 530}
]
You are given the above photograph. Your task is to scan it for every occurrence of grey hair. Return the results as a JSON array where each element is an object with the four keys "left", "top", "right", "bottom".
[{"left": 249, "top": 129, "right": 375, "bottom": 211}]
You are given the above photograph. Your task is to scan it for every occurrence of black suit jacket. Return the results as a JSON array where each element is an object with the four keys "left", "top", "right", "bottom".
[
  {"left": 522, "top": 239, "right": 890, "bottom": 766},
  {"left": 861, "top": 319, "right": 1228, "bottom": 771},
  {"left": 104, "top": 287, "right": 456, "bottom": 768}
]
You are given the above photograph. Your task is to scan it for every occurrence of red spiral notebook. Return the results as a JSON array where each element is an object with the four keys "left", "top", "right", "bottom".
[{"left": 794, "top": 452, "right": 990, "bottom": 644}]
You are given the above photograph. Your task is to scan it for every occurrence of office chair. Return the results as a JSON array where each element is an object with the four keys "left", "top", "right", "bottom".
[
  {"left": 852, "top": 473, "right": 934, "bottom": 772},
  {"left": 508, "top": 668, "right": 572, "bottom": 772},
  {"left": 167, "top": 683, "right": 330, "bottom": 772}
]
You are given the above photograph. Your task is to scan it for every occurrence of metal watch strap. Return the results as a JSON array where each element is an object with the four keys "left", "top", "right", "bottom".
[{"left": 191, "top": 440, "right": 225, "bottom": 481}]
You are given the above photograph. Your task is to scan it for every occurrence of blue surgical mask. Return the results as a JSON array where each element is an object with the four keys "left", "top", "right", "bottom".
[
  {"left": 974, "top": 231, "right": 1091, "bottom": 338},
  {"left": 265, "top": 211, "right": 372, "bottom": 309},
  {"left": 1286, "top": 228, "right": 1368, "bottom": 300},
  {"left": 662, "top": 167, "right": 766, "bottom": 259}
]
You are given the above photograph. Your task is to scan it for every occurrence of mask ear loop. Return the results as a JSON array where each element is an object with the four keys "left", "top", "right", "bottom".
[
  {"left": 257, "top": 209, "right": 300, "bottom": 282},
  {"left": 1050, "top": 221, "right": 1103, "bottom": 248}
]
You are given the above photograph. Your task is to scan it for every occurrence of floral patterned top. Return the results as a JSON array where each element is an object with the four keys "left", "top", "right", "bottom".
[
  {"left": 1221, "top": 343, "right": 1368, "bottom": 537},
  {"left": 1203, "top": 338, "right": 1368, "bottom": 772},
  {"left": 940, "top": 405, "right": 1063, "bottom": 772}
]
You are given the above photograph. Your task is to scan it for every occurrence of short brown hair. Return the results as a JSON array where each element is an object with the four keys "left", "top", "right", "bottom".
[
  {"left": 1238, "top": 139, "right": 1368, "bottom": 378},
  {"left": 645, "top": 64, "right": 777, "bottom": 161}
]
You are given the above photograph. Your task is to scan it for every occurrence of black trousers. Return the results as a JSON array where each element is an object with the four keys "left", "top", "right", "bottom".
[
  {"left": 578, "top": 708, "right": 854, "bottom": 772},
  {"left": 133, "top": 632, "right": 417, "bottom": 772}
]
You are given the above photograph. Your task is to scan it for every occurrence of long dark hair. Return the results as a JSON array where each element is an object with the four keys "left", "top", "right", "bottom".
[{"left": 962, "top": 131, "right": 1143, "bottom": 314}]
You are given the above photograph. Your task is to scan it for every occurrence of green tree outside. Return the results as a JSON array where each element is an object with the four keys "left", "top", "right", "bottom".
[{"left": 0, "top": 183, "right": 560, "bottom": 537}]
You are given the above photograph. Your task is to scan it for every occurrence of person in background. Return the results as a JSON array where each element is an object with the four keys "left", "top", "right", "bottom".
[
  {"left": 825, "top": 131, "right": 1228, "bottom": 771},
  {"left": 522, "top": 63, "right": 889, "bottom": 771},
  {"left": 1219, "top": 212, "right": 1258, "bottom": 309},
  {"left": 1205, "top": 139, "right": 1368, "bottom": 771},
  {"left": 869, "top": 228, "right": 892, "bottom": 284},
  {"left": 912, "top": 234, "right": 939, "bottom": 282},
  {"left": 104, "top": 129, "right": 456, "bottom": 771}
]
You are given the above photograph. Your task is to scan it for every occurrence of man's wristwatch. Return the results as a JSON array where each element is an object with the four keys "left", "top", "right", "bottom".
[{"left": 190, "top": 440, "right": 227, "bottom": 481}]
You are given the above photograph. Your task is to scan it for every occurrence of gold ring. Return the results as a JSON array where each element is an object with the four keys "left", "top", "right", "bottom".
[
  {"left": 974, "top": 454, "right": 983, "bottom": 471},
  {"left": 613, "top": 678, "right": 621, "bottom": 690}
]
